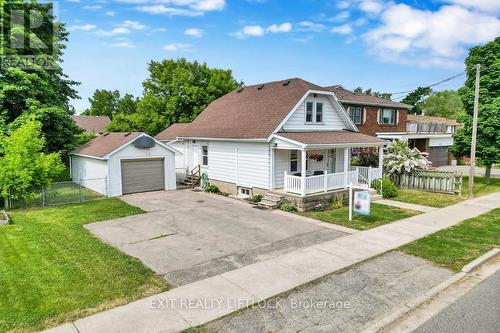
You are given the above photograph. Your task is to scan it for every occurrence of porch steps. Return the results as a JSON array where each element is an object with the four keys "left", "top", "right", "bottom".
[
  {"left": 180, "top": 174, "right": 200, "bottom": 187},
  {"left": 257, "top": 193, "right": 284, "bottom": 209}
]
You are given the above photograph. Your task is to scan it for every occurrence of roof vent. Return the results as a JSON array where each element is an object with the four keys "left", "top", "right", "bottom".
[
  {"left": 257, "top": 84, "right": 264, "bottom": 90},
  {"left": 283, "top": 80, "right": 291, "bottom": 86},
  {"left": 134, "top": 136, "right": 155, "bottom": 149},
  {"left": 237, "top": 87, "right": 244, "bottom": 93}
]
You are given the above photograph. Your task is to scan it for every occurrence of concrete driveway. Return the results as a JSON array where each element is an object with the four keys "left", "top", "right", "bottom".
[{"left": 86, "top": 190, "right": 347, "bottom": 286}]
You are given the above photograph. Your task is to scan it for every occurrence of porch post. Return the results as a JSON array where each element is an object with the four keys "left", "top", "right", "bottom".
[
  {"left": 343, "top": 148, "right": 349, "bottom": 187},
  {"left": 301, "top": 149, "right": 307, "bottom": 197},
  {"left": 378, "top": 146, "right": 384, "bottom": 178}
]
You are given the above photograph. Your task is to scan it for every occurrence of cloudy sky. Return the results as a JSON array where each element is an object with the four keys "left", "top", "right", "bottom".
[{"left": 59, "top": 0, "right": 500, "bottom": 112}]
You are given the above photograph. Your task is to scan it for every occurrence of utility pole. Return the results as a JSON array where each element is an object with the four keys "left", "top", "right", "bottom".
[{"left": 468, "top": 64, "right": 480, "bottom": 196}]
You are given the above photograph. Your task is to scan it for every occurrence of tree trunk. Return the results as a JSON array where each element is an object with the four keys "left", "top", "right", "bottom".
[{"left": 484, "top": 165, "right": 492, "bottom": 184}]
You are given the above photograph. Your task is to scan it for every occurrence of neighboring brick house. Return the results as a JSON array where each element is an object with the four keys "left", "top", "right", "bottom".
[
  {"left": 323, "top": 86, "right": 462, "bottom": 166},
  {"left": 325, "top": 85, "right": 411, "bottom": 136}
]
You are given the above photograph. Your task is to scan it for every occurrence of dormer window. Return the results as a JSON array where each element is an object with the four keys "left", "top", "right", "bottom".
[
  {"left": 305, "top": 101, "right": 323, "bottom": 123},
  {"left": 349, "top": 106, "right": 363, "bottom": 124}
]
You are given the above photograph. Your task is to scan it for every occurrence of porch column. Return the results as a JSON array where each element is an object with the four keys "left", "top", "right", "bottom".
[
  {"left": 343, "top": 148, "right": 349, "bottom": 186},
  {"left": 378, "top": 146, "right": 384, "bottom": 177},
  {"left": 301, "top": 149, "right": 307, "bottom": 197}
]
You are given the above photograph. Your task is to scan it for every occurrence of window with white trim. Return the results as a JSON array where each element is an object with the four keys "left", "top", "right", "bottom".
[
  {"left": 379, "top": 108, "right": 396, "bottom": 125},
  {"left": 349, "top": 106, "right": 363, "bottom": 124},
  {"left": 290, "top": 150, "right": 298, "bottom": 172},
  {"left": 202, "top": 145, "right": 208, "bottom": 166},
  {"left": 305, "top": 101, "right": 324, "bottom": 123},
  {"left": 239, "top": 187, "right": 251, "bottom": 197}
]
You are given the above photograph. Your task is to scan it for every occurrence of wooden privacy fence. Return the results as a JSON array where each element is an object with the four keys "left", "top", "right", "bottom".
[{"left": 391, "top": 170, "right": 462, "bottom": 195}]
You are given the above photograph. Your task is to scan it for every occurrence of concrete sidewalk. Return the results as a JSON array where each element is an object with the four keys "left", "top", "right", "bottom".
[
  {"left": 44, "top": 192, "right": 500, "bottom": 333},
  {"left": 376, "top": 199, "right": 436, "bottom": 213}
]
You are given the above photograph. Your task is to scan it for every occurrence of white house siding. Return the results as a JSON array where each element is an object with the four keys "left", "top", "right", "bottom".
[
  {"left": 282, "top": 94, "right": 347, "bottom": 131},
  {"left": 169, "top": 141, "right": 188, "bottom": 180},
  {"left": 205, "top": 141, "right": 270, "bottom": 190},
  {"left": 107, "top": 143, "right": 176, "bottom": 197},
  {"left": 429, "top": 136, "right": 453, "bottom": 147},
  {"left": 71, "top": 155, "right": 108, "bottom": 195}
]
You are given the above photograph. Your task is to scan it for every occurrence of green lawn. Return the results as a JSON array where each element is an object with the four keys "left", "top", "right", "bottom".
[
  {"left": 298, "top": 203, "right": 421, "bottom": 231},
  {"left": 0, "top": 199, "right": 169, "bottom": 332},
  {"left": 401, "top": 208, "right": 500, "bottom": 271},
  {"left": 392, "top": 177, "right": 500, "bottom": 208}
]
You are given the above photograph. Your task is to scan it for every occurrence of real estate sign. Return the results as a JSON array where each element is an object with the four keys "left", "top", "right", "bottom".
[{"left": 353, "top": 191, "right": 371, "bottom": 216}]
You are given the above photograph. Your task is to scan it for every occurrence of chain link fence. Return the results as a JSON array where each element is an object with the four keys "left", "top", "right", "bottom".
[{"left": 5, "top": 178, "right": 107, "bottom": 209}]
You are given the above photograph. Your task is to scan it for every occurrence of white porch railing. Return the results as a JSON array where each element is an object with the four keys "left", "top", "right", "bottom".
[
  {"left": 284, "top": 170, "right": 360, "bottom": 196},
  {"left": 350, "top": 166, "right": 382, "bottom": 187}
]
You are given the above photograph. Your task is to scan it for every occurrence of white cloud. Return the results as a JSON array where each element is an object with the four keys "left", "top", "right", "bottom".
[
  {"left": 106, "top": 11, "right": 116, "bottom": 16},
  {"left": 133, "top": 0, "right": 225, "bottom": 16},
  {"left": 362, "top": 3, "right": 500, "bottom": 66},
  {"left": 331, "top": 24, "right": 353, "bottom": 34},
  {"left": 122, "top": 20, "right": 146, "bottom": 30},
  {"left": 95, "top": 27, "right": 131, "bottom": 36},
  {"left": 267, "top": 22, "right": 292, "bottom": 33},
  {"left": 67, "top": 24, "right": 96, "bottom": 32},
  {"left": 136, "top": 5, "right": 203, "bottom": 16},
  {"left": 298, "top": 21, "right": 326, "bottom": 32},
  {"left": 111, "top": 38, "right": 135, "bottom": 48},
  {"left": 233, "top": 22, "right": 292, "bottom": 38},
  {"left": 184, "top": 28, "right": 204, "bottom": 37},
  {"left": 83, "top": 5, "right": 102, "bottom": 10},
  {"left": 332, "top": 10, "right": 350, "bottom": 21},
  {"left": 446, "top": 0, "right": 500, "bottom": 14},
  {"left": 359, "top": 0, "right": 385, "bottom": 14},
  {"left": 163, "top": 43, "right": 193, "bottom": 51},
  {"left": 336, "top": 1, "right": 350, "bottom": 9}
]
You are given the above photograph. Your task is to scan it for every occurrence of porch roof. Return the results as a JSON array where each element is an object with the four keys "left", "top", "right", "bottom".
[{"left": 276, "top": 131, "right": 387, "bottom": 148}]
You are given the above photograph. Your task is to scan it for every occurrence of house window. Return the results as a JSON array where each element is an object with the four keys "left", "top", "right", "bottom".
[
  {"left": 349, "top": 106, "right": 363, "bottom": 124},
  {"left": 239, "top": 187, "right": 251, "bottom": 197},
  {"left": 306, "top": 102, "right": 314, "bottom": 122},
  {"left": 316, "top": 103, "right": 323, "bottom": 122},
  {"left": 290, "top": 150, "right": 298, "bottom": 172},
  {"left": 305, "top": 101, "right": 323, "bottom": 123},
  {"left": 380, "top": 108, "right": 396, "bottom": 125},
  {"left": 202, "top": 145, "right": 208, "bottom": 166}
]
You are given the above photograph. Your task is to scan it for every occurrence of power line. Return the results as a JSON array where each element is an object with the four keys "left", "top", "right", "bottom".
[{"left": 391, "top": 71, "right": 466, "bottom": 97}]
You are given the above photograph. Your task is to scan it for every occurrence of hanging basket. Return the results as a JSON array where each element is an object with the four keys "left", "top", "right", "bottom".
[{"left": 308, "top": 153, "right": 323, "bottom": 161}]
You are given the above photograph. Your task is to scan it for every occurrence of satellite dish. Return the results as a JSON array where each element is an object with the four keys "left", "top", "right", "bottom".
[{"left": 134, "top": 136, "right": 156, "bottom": 149}]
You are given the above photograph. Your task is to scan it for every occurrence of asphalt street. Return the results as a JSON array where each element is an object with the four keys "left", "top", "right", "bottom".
[{"left": 414, "top": 270, "right": 500, "bottom": 333}]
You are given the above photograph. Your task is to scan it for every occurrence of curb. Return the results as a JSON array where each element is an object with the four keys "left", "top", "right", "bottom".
[
  {"left": 360, "top": 247, "right": 500, "bottom": 333},
  {"left": 462, "top": 247, "right": 499, "bottom": 273}
]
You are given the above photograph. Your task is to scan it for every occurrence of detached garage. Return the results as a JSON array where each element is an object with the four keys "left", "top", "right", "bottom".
[{"left": 70, "top": 132, "right": 177, "bottom": 197}]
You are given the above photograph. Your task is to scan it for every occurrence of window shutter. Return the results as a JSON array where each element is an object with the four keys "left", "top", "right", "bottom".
[
  {"left": 396, "top": 110, "right": 400, "bottom": 124},
  {"left": 377, "top": 109, "right": 381, "bottom": 124},
  {"left": 363, "top": 107, "right": 366, "bottom": 124}
]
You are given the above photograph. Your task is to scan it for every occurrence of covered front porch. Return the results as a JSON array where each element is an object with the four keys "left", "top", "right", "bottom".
[{"left": 272, "top": 131, "right": 386, "bottom": 197}]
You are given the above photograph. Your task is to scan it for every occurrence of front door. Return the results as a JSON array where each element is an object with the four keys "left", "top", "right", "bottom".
[
  {"left": 327, "top": 149, "right": 336, "bottom": 173},
  {"left": 191, "top": 144, "right": 200, "bottom": 167}
]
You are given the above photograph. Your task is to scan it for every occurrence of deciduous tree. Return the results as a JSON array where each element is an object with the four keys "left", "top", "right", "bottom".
[
  {"left": 450, "top": 38, "right": 500, "bottom": 183},
  {"left": 0, "top": 120, "right": 64, "bottom": 201}
]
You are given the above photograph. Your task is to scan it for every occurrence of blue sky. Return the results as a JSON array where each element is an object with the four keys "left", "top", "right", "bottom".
[{"left": 58, "top": 0, "right": 500, "bottom": 112}]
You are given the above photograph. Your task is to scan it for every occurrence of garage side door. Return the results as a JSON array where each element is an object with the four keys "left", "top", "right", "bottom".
[
  {"left": 121, "top": 159, "right": 165, "bottom": 195},
  {"left": 428, "top": 147, "right": 449, "bottom": 167}
]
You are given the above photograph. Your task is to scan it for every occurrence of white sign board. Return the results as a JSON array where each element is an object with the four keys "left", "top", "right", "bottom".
[{"left": 353, "top": 191, "right": 371, "bottom": 216}]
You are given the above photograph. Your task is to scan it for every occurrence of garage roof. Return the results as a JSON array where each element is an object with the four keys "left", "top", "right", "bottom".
[{"left": 72, "top": 132, "right": 143, "bottom": 158}]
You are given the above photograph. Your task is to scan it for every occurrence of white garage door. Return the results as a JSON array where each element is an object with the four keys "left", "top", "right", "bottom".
[{"left": 121, "top": 158, "right": 165, "bottom": 195}]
